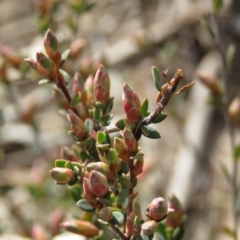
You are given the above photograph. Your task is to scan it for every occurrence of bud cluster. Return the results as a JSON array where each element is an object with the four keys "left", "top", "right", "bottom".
[{"left": 24, "top": 29, "right": 191, "bottom": 239}]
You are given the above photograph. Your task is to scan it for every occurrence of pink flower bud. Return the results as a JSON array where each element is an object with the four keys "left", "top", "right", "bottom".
[
  {"left": 89, "top": 170, "right": 109, "bottom": 197},
  {"left": 36, "top": 52, "right": 57, "bottom": 80},
  {"left": 67, "top": 110, "right": 89, "bottom": 141},
  {"left": 122, "top": 83, "right": 141, "bottom": 123},
  {"left": 166, "top": 194, "right": 184, "bottom": 228},
  {"left": 123, "top": 128, "right": 138, "bottom": 153},
  {"left": 141, "top": 220, "right": 158, "bottom": 236},
  {"left": 98, "top": 207, "right": 113, "bottom": 221},
  {"left": 44, "top": 29, "right": 59, "bottom": 58},
  {"left": 86, "top": 162, "right": 112, "bottom": 179},
  {"left": 83, "top": 177, "right": 99, "bottom": 208},
  {"left": 49, "top": 167, "right": 75, "bottom": 184},
  {"left": 93, "top": 65, "right": 110, "bottom": 105},
  {"left": 61, "top": 220, "right": 99, "bottom": 238},
  {"left": 146, "top": 197, "right": 168, "bottom": 221}
]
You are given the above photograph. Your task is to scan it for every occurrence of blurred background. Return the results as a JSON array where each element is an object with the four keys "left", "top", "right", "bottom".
[{"left": 0, "top": 0, "right": 240, "bottom": 239}]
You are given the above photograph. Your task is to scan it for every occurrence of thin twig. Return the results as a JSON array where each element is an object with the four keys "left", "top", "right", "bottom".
[
  {"left": 211, "top": 13, "right": 238, "bottom": 238},
  {"left": 111, "top": 225, "right": 128, "bottom": 240},
  {"left": 143, "top": 69, "right": 183, "bottom": 125}
]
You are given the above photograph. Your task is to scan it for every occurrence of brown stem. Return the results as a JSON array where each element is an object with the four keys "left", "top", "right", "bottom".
[
  {"left": 143, "top": 69, "right": 183, "bottom": 125},
  {"left": 211, "top": 14, "right": 238, "bottom": 238},
  {"left": 111, "top": 225, "right": 128, "bottom": 240},
  {"left": 56, "top": 70, "right": 79, "bottom": 116}
]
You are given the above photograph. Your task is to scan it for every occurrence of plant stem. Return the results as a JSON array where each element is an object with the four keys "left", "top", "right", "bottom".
[
  {"left": 143, "top": 69, "right": 183, "bottom": 125},
  {"left": 211, "top": 14, "right": 238, "bottom": 238},
  {"left": 56, "top": 70, "right": 79, "bottom": 116},
  {"left": 111, "top": 225, "right": 128, "bottom": 240}
]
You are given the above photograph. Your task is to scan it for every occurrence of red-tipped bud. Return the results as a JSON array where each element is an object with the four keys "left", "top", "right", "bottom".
[
  {"left": 146, "top": 197, "right": 168, "bottom": 221},
  {"left": 123, "top": 128, "right": 138, "bottom": 153},
  {"left": 98, "top": 207, "right": 113, "bottom": 221},
  {"left": 195, "top": 72, "right": 221, "bottom": 96},
  {"left": 141, "top": 220, "right": 158, "bottom": 236},
  {"left": 0, "top": 45, "right": 22, "bottom": 68},
  {"left": 67, "top": 110, "right": 89, "bottom": 141},
  {"left": 93, "top": 65, "right": 110, "bottom": 105},
  {"left": 228, "top": 97, "right": 240, "bottom": 126},
  {"left": 60, "top": 220, "right": 99, "bottom": 238},
  {"left": 113, "top": 137, "right": 131, "bottom": 162},
  {"left": 122, "top": 83, "right": 141, "bottom": 123},
  {"left": 44, "top": 29, "right": 59, "bottom": 57},
  {"left": 133, "top": 156, "right": 144, "bottom": 176},
  {"left": 83, "top": 177, "right": 99, "bottom": 208},
  {"left": 24, "top": 58, "right": 38, "bottom": 71},
  {"left": 32, "top": 224, "right": 48, "bottom": 240},
  {"left": 86, "top": 162, "right": 112, "bottom": 179},
  {"left": 72, "top": 72, "right": 87, "bottom": 104},
  {"left": 49, "top": 167, "right": 75, "bottom": 184},
  {"left": 36, "top": 52, "right": 57, "bottom": 80},
  {"left": 60, "top": 146, "right": 79, "bottom": 162},
  {"left": 166, "top": 195, "right": 184, "bottom": 228},
  {"left": 69, "top": 38, "right": 87, "bottom": 59},
  {"left": 84, "top": 75, "right": 94, "bottom": 106},
  {"left": 89, "top": 170, "right": 109, "bottom": 197}
]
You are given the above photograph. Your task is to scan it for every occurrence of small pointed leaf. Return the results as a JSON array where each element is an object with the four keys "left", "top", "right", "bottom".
[
  {"left": 104, "top": 97, "right": 114, "bottom": 113},
  {"left": 60, "top": 49, "right": 70, "bottom": 66},
  {"left": 108, "top": 211, "right": 124, "bottom": 225},
  {"left": 141, "top": 126, "right": 161, "bottom": 139},
  {"left": 55, "top": 159, "right": 67, "bottom": 167},
  {"left": 97, "top": 131, "right": 106, "bottom": 144},
  {"left": 71, "top": 92, "right": 81, "bottom": 108},
  {"left": 141, "top": 98, "right": 149, "bottom": 117},
  {"left": 38, "top": 79, "right": 54, "bottom": 85},
  {"left": 153, "top": 112, "right": 167, "bottom": 124},
  {"left": 76, "top": 199, "right": 95, "bottom": 212},
  {"left": 115, "top": 119, "right": 125, "bottom": 130},
  {"left": 152, "top": 66, "right": 162, "bottom": 92}
]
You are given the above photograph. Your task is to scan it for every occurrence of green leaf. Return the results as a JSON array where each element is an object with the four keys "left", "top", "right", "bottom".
[
  {"left": 152, "top": 66, "right": 162, "bottom": 92},
  {"left": 65, "top": 161, "right": 74, "bottom": 170},
  {"left": 70, "top": 185, "right": 82, "bottom": 202},
  {"left": 100, "top": 114, "right": 111, "bottom": 125},
  {"left": 234, "top": 144, "right": 240, "bottom": 161},
  {"left": 141, "top": 98, "right": 149, "bottom": 117},
  {"left": 95, "top": 101, "right": 105, "bottom": 111},
  {"left": 71, "top": 92, "right": 81, "bottom": 108},
  {"left": 153, "top": 112, "right": 167, "bottom": 124},
  {"left": 76, "top": 199, "right": 95, "bottom": 212},
  {"left": 213, "top": 0, "right": 223, "bottom": 11},
  {"left": 104, "top": 97, "right": 114, "bottom": 113},
  {"left": 141, "top": 126, "right": 161, "bottom": 139},
  {"left": 141, "top": 231, "right": 154, "bottom": 240},
  {"left": 97, "top": 131, "right": 106, "bottom": 144},
  {"left": 60, "top": 69, "right": 70, "bottom": 85},
  {"left": 38, "top": 79, "right": 54, "bottom": 85},
  {"left": 106, "top": 149, "right": 118, "bottom": 164},
  {"left": 93, "top": 107, "right": 100, "bottom": 121},
  {"left": 156, "top": 223, "right": 167, "bottom": 240},
  {"left": 85, "top": 118, "right": 94, "bottom": 134},
  {"left": 115, "top": 119, "right": 125, "bottom": 130},
  {"left": 172, "top": 226, "right": 185, "bottom": 240},
  {"left": 122, "top": 174, "right": 132, "bottom": 189},
  {"left": 79, "top": 151, "right": 89, "bottom": 161},
  {"left": 55, "top": 159, "right": 67, "bottom": 167},
  {"left": 60, "top": 49, "right": 70, "bottom": 67},
  {"left": 108, "top": 211, "right": 124, "bottom": 225},
  {"left": 226, "top": 44, "right": 236, "bottom": 72}
]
